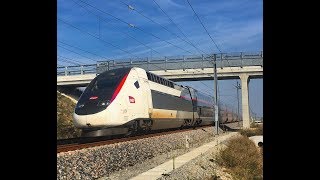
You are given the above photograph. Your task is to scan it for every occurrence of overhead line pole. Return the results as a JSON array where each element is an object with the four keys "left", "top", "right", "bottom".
[
  {"left": 213, "top": 54, "right": 219, "bottom": 135},
  {"left": 235, "top": 81, "right": 241, "bottom": 127}
]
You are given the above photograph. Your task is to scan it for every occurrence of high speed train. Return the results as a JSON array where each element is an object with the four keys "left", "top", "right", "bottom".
[{"left": 73, "top": 67, "right": 240, "bottom": 137}]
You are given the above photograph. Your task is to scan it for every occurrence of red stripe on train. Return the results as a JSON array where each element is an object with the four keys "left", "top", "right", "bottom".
[{"left": 110, "top": 73, "right": 129, "bottom": 102}]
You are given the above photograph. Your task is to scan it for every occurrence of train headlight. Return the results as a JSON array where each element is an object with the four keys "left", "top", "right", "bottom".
[
  {"left": 76, "top": 104, "right": 84, "bottom": 108},
  {"left": 98, "top": 100, "right": 110, "bottom": 107}
]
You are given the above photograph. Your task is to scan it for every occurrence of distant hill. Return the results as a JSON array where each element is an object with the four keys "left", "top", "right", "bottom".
[{"left": 57, "top": 92, "right": 81, "bottom": 139}]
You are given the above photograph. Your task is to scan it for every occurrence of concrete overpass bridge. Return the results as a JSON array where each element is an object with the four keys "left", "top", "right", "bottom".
[{"left": 57, "top": 51, "right": 263, "bottom": 128}]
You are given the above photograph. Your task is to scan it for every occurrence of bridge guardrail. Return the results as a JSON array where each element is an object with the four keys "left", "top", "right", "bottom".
[{"left": 57, "top": 51, "right": 263, "bottom": 76}]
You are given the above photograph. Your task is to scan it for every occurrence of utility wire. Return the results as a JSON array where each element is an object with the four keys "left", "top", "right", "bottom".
[
  {"left": 73, "top": 0, "right": 233, "bottom": 94},
  {"left": 186, "top": 0, "right": 221, "bottom": 53},
  {"left": 153, "top": 0, "right": 234, "bottom": 102},
  {"left": 58, "top": 40, "right": 112, "bottom": 61},
  {"left": 58, "top": 55, "right": 86, "bottom": 64},
  {"left": 58, "top": 18, "right": 140, "bottom": 59},
  {"left": 185, "top": 0, "right": 238, "bottom": 90},
  {"left": 58, "top": 1, "right": 236, "bottom": 110},
  {"left": 58, "top": 59, "right": 78, "bottom": 66},
  {"left": 76, "top": 0, "right": 193, "bottom": 54},
  {"left": 58, "top": 57, "right": 81, "bottom": 65},
  {"left": 120, "top": 0, "right": 203, "bottom": 55},
  {"left": 72, "top": 0, "right": 162, "bottom": 56},
  {"left": 151, "top": 0, "right": 208, "bottom": 55},
  {"left": 121, "top": 0, "right": 231, "bottom": 86},
  {"left": 58, "top": 44, "right": 98, "bottom": 62}
]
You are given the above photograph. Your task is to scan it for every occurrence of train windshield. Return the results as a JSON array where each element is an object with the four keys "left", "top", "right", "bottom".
[{"left": 78, "top": 68, "right": 131, "bottom": 104}]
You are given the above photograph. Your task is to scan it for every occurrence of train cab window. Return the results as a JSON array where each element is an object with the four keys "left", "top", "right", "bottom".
[
  {"left": 134, "top": 81, "right": 140, "bottom": 89},
  {"left": 160, "top": 78, "right": 165, "bottom": 85},
  {"left": 147, "top": 72, "right": 151, "bottom": 80},
  {"left": 147, "top": 72, "right": 174, "bottom": 88},
  {"left": 149, "top": 74, "right": 153, "bottom": 81},
  {"left": 78, "top": 67, "right": 130, "bottom": 104},
  {"left": 153, "top": 75, "right": 157, "bottom": 83}
]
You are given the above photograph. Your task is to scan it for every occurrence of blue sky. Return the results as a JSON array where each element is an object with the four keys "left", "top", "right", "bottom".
[{"left": 58, "top": 0, "right": 263, "bottom": 117}]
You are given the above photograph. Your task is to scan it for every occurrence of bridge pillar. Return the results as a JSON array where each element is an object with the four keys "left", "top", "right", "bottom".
[{"left": 240, "top": 74, "right": 250, "bottom": 129}]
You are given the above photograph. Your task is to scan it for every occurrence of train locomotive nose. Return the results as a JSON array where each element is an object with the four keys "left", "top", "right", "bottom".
[
  {"left": 73, "top": 68, "right": 131, "bottom": 129},
  {"left": 73, "top": 109, "right": 109, "bottom": 128},
  {"left": 73, "top": 113, "right": 87, "bottom": 127}
]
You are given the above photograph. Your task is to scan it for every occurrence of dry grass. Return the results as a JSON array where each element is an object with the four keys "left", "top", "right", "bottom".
[
  {"left": 57, "top": 92, "right": 81, "bottom": 139},
  {"left": 217, "top": 136, "right": 263, "bottom": 180},
  {"left": 240, "top": 123, "right": 263, "bottom": 137}
]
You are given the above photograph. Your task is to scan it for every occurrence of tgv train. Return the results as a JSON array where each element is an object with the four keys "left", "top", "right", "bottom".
[{"left": 73, "top": 67, "right": 240, "bottom": 137}]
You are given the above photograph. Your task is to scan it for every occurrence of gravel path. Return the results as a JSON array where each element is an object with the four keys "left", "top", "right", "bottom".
[
  {"left": 57, "top": 127, "right": 227, "bottom": 179},
  {"left": 103, "top": 133, "right": 238, "bottom": 180},
  {"left": 156, "top": 137, "right": 236, "bottom": 180}
]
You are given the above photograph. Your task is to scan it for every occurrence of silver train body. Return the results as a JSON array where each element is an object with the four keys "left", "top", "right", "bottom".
[{"left": 73, "top": 67, "right": 240, "bottom": 137}]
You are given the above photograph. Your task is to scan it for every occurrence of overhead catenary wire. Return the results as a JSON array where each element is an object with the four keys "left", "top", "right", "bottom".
[
  {"left": 58, "top": 44, "right": 98, "bottom": 63},
  {"left": 120, "top": 0, "right": 223, "bottom": 63},
  {"left": 71, "top": 0, "right": 162, "bottom": 57},
  {"left": 120, "top": 0, "right": 204, "bottom": 55},
  {"left": 183, "top": 0, "right": 242, "bottom": 115},
  {"left": 76, "top": 0, "right": 193, "bottom": 55},
  {"left": 185, "top": 0, "right": 244, "bottom": 131},
  {"left": 58, "top": 18, "right": 140, "bottom": 59},
  {"left": 144, "top": 0, "right": 237, "bottom": 102},
  {"left": 68, "top": 0, "right": 233, "bottom": 91},
  {"left": 72, "top": 0, "right": 230, "bottom": 97},
  {"left": 58, "top": 1, "right": 238, "bottom": 108},
  {"left": 57, "top": 2, "right": 254, "bottom": 114},
  {"left": 186, "top": 0, "right": 238, "bottom": 78},
  {"left": 152, "top": 0, "right": 234, "bottom": 103},
  {"left": 151, "top": 0, "right": 208, "bottom": 56},
  {"left": 58, "top": 40, "right": 112, "bottom": 61},
  {"left": 58, "top": 59, "right": 78, "bottom": 66},
  {"left": 121, "top": 0, "right": 235, "bottom": 89},
  {"left": 58, "top": 55, "right": 83, "bottom": 66},
  {"left": 186, "top": 0, "right": 221, "bottom": 53},
  {"left": 58, "top": 57, "right": 81, "bottom": 66},
  {"left": 57, "top": 57, "right": 78, "bottom": 66}
]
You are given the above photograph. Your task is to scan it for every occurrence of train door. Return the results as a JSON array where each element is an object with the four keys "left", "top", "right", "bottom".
[
  {"left": 137, "top": 70, "right": 150, "bottom": 118},
  {"left": 126, "top": 69, "right": 149, "bottom": 120},
  {"left": 186, "top": 87, "right": 199, "bottom": 125},
  {"left": 126, "top": 69, "right": 143, "bottom": 120}
]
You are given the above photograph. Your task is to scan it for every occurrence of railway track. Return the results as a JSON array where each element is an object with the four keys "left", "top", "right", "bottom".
[
  {"left": 57, "top": 137, "right": 81, "bottom": 146},
  {"left": 57, "top": 125, "right": 215, "bottom": 153}
]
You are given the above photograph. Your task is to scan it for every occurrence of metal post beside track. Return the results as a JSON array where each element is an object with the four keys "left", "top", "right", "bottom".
[{"left": 213, "top": 54, "right": 219, "bottom": 135}]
